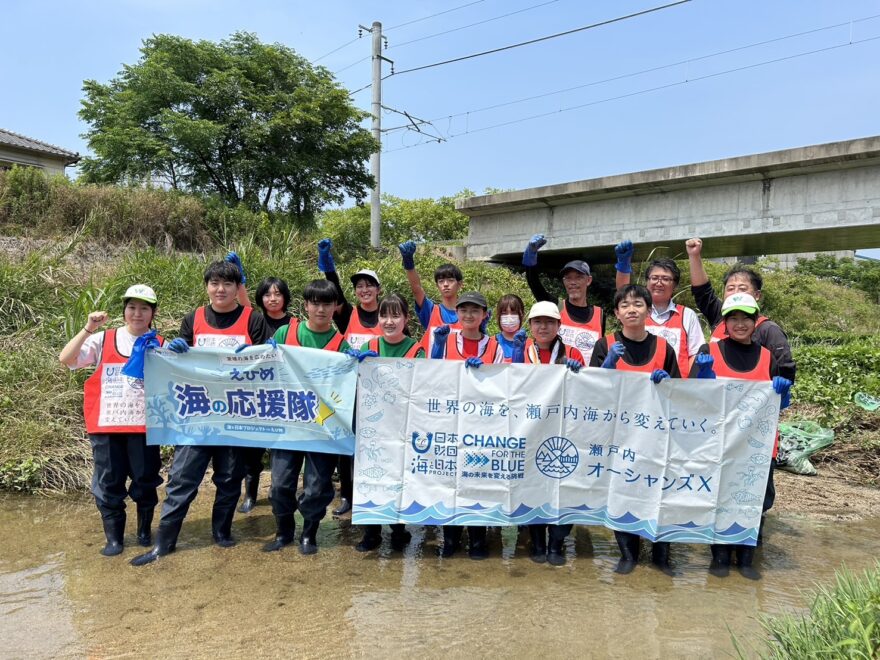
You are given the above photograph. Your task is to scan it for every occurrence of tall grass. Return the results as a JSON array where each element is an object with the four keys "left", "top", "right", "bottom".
[{"left": 733, "top": 562, "right": 880, "bottom": 659}]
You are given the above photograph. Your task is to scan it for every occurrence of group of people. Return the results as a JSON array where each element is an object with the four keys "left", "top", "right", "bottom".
[{"left": 60, "top": 233, "right": 794, "bottom": 579}]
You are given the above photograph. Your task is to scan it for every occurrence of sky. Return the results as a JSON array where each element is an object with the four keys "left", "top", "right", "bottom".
[{"left": 2, "top": 0, "right": 879, "bottom": 252}]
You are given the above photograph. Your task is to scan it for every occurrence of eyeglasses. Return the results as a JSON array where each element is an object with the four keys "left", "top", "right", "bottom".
[{"left": 647, "top": 275, "right": 675, "bottom": 284}]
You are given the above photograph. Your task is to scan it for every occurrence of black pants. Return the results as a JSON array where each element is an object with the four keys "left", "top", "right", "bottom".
[
  {"left": 442, "top": 525, "right": 486, "bottom": 547},
  {"left": 336, "top": 454, "right": 353, "bottom": 500},
  {"left": 89, "top": 433, "right": 162, "bottom": 521},
  {"left": 241, "top": 447, "right": 267, "bottom": 481},
  {"left": 269, "top": 450, "right": 336, "bottom": 523},
  {"left": 763, "top": 458, "right": 777, "bottom": 513},
  {"left": 158, "top": 445, "right": 244, "bottom": 535},
  {"left": 531, "top": 523, "right": 573, "bottom": 543}
]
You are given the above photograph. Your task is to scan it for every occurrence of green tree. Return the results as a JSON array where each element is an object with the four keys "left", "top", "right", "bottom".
[{"left": 79, "top": 31, "right": 377, "bottom": 224}]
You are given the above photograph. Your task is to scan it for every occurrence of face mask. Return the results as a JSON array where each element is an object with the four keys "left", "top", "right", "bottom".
[{"left": 500, "top": 314, "right": 520, "bottom": 332}]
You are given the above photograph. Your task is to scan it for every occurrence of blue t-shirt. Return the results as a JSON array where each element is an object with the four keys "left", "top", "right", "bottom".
[
  {"left": 495, "top": 333, "right": 516, "bottom": 359},
  {"left": 415, "top": 297, "right": 458, "bottom": 330}
]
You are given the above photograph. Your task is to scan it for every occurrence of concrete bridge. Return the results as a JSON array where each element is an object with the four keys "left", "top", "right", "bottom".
[{"left": 457, "top": 136, "right": 880, "bottom": 268}]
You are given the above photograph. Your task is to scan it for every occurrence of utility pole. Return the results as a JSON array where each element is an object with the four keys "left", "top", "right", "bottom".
[{"left": 360, "top": 21, "right": 391, "bottom": 249}]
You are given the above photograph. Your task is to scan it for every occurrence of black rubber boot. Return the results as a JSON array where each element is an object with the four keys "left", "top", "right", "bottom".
[
  {"left": 212, "top": 506, "right": 236, "bottom": 548},
  {"left": 356, "top": 526, "right": 383, "bottom": 552},
  {"left": 300, "top": 519, "right": 319, "bottom": 555},
  {"left": 130, "top": 521, "right": 180, "bottom": 566},
  {"left": 438, "top": 526, "right": 462, "bottom": 558},
  {"left": 468, "top": 527, "right": 489, "bottom": 560},
  {"left": 651, "top": 542, "right": 673, "bottom": 575},
  {"left": 332, "top": 498, "right": 352, "bottom": 516},
  {"left": 390, "top": 525, "right": 412, "bottom": 552},
  {"left": 709, "top": 544, "right": 732, "bottom": 578},
  {"left": 735, "top": 545, "right": 761, "bottom": 581},
  {"left": 262, "top": 514, "right": 296, "bottom": 552},
  {"left": 528, "top": 525, "right": 547, "bottom": 564},
  {"left": 238, "top": 475, "right": 259, "bottom": 514},
  {"left": 547, "top": 538, "right": 566, "bottom": 566},
  {"left": 136, "top": 508, "right": 154, "bottom": 547},
  {"left": 100, "top": 516, "right": 125, "bottom": 557},
  {"left": 614, "top": 532, "right": 640, "bottom": 574}
]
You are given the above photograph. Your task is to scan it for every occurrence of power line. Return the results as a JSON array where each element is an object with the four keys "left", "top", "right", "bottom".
[
  {"left": 381, "top": 13, "right": 880, "bottom": 132},
  {"left": 385, "top": 0, "right": 487, "bottom": 31},
  {"left": 383, "top": 0, "right": 692, "bottom": 79},
  {"left": 313, "top": 36, "right": 361, "bottom": 63},
  {"left": 390, "top": 0, "right": 563, "bottom": 50},
  {"left": 383, "top": 32, "right": 880, "bottom": 153}
]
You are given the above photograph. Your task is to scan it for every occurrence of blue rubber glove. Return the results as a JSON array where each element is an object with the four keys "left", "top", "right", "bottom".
[
  {"left": 601, "top": 342, "right": 625, "bottom": 369},
  {"left": 480, "top": 308, "right": 492, "bottom": 334},
  {"left": 225, "top": 251, "right": 246, "bottom": 285},
  {"left": 773, "top": 376, "right": 792, "bottom": 410},
  {"left": 511, "top": 329, "right": 527, "bottom": 364},
  {"left": 695, "top": 352, "right": 716, "bottom": 379},
  {"left": 651, "top": 369, "right": 671, "bottom": 384},
  {"left": 565, "top": 358, "right": 582, "bottom": 373},
  {"left": 465, "top": 357, "right": 483, "bottom": 369},
  {"left": 265, "top": 337, "right": 278, "bottom": 349},
  {"left": 522, "top": 233, "right": 546, "bottom": 267},
  {"left": 121, "top": 330, "right": 160, "bottom": 379},
  {"left": 167, "top": 337, "right": 190, "bottom": 353},
  {"left": 398, "top": 240, "right": 417, "bottom": 271},
  {"left": 430, "top": 325, "right": 450, "bottom": 360},
  {"left": 614, "top": 240, "right": 634, "bottom": 274},
  {"left": 346, "top": 349, "right": 379, "bottom": 363},
  {"left": 317, "top": 238, "right": 336, "bottom": 273}
]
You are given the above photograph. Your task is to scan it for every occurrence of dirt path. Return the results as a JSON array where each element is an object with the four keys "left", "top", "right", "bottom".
[{"left": 774, "top": 469, "right": 880, "bottom": 521}]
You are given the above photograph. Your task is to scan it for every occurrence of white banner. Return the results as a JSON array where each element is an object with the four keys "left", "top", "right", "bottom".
[{"left": 352, "top": 360, "right": 780, "bottom": 545}]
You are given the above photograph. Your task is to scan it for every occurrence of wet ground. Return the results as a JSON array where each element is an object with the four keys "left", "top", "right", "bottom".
[{"left": 1, "top": 490, "right": 879, "bottom": 659}]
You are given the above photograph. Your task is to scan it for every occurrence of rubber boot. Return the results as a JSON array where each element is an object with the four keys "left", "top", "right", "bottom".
[
  {"left": 130, "top": 521, "right": 181, "bottom": 566},
  {"left": 100, "top": 516, "right": 125, "bottom": 557},
  {"left": 300, "top": 519, "right": 319, "bottom": 555},
  {"left": 211, "top": 505, "right": 236, "bottom": 548},
  {"left": 390, "top": 525, "right": 412, "bottom": 552},
  {"left": 528, "top": 525, "right": 547, "bottom": 564},
  {"left": 614, "top": 532, "right": 640, "bottom": 575},
  {"left": 262, "top": 514, "right": 296, "bottom": 552},
  {"left": 547, "top": 538, "right": 566, "bottom": 567},
  {"left": 735, "top": 545, "right": 761, "bottom": 581},
  {"left": 651, "top": 542, "right": 673, "bottom": 575},
  {"left": 438, "top": 526, "right": 462, "bottom": 558},
  {"left": 136, "top": 508, "right": 154, "bottom": 547},
  {"left": 238, "top": 475, "right": 259, "bottom": 514},
  {"left": 332, "top": 498, "right": 352, "bottom": 516},
  {"left": 356, "top": 525, "right": 383, "bottom": 552},
  {"left": 468, "top": 526, "right": 489, "bottom": 560},
  {"left": 709, "top": 544, "right": 732, "bottom": 578}
]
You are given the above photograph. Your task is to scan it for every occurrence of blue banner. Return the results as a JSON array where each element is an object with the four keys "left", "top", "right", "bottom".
[{"left": 144, "top": 345, "right": 357, "bottom": 454}]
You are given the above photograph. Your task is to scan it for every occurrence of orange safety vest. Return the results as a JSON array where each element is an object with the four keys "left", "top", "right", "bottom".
[
  {"left": 558, "top": 304, "right": 603, "bottom": 364},
  {"left": 709, "top": 340, "right": 778, "bottom": 457},
  {"left": 284, "top": 318, "right": 345, "bottom": 352},
  {"left": 344, "top": 307, "right": 382, "bottom": 351},
  {"left": 605, "top": 333, "right": 668, "bottom": 374},
  {"left": 646, "top": 304, "right": 692, "bottom": 379},
  {"left": 710, "top": 315, "right": 769, "bottom": 342},
  {"left": 522, "top": 339, "right": 583, "bottom": 365},
  {"left": 365, "top": 337, "right": 423, "bottom": 358},
  {"left": 192, "top": 305, "right": 253, "bottom": 349},
  {"left": 83, "top": 328, "right": 164, "bottom": 434},
  {"left": 425, "top": 303, "right": 462, "bottom": 355},
  {"left": 441, "top": 334, "right": 500, "bottom": 362}
]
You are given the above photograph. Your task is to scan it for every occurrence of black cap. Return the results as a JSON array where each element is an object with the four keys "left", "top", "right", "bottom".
[
  {"left": 455, "top": 291, "right": 488, "bottom": 309},
  {"left": 560, "top": 260, "right": 591, "bottom": 276}
]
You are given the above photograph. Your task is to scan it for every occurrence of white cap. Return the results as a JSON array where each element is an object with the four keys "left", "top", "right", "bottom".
[
  {"left": 350, "top": 269, "right": 381, "bottom": 287},
  {"left": 122, "top": 284, "right": 157, "bottom": 304},
  {"left": 527, "top": 300, "right": 561, "bottom": 321},
  {"left": 721, "top": 292, "right": 759, "bottom": 316}
]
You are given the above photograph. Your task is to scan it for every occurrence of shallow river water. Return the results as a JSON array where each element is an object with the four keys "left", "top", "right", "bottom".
[{"left": 1, "top": 493, "right": 878, "bottom": 659}]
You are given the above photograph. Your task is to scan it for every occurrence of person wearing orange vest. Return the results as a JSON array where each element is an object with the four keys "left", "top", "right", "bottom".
[
  {"left": 589, "top": 284, "right": 681, "bottom": 575},
  {"left": 59, "top": 284, "right": 164, "bottom": 557},
  {"left": 429, "top": 292, "right": 503, "bottom": 560},
  {"left": 511, "top": 301, "right": 585, "bottom": 566},
  {"left": 686, "top": 237, "right": 795, "bottom": 383},
  {"left": 613, "top": 241, "right": 704, "bottom": 378},
  {"left": 131, "top": 261, "right": 270, "bottom": 566},
  {"left": 398, "top": 240, "right": 464, "bottom": 353},
  {"left": 355, "top": 293, "right": 426, "bottom": 553},
  {"left": 522, "top": 234, "right": 605, "bottom": 364},
  {"left": 691, "top": 293, "right": 792, "bottom": 581},
  {"left": 262, "top": 279, "right": 364, "bottom": 555}
]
